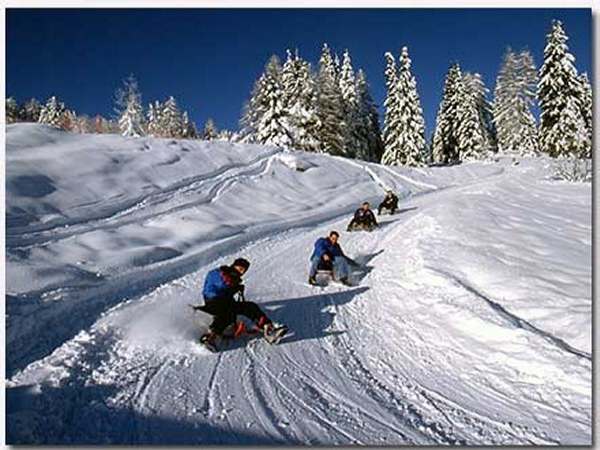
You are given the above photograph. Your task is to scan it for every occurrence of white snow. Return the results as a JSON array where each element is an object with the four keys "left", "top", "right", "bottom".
[{"left": 5, "top": 124, "right": 591, "bottom": 445}]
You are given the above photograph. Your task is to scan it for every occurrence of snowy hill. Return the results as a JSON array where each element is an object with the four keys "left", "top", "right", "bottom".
[{"left": 5, "top": 124, "right": 591, "bottom": 444}]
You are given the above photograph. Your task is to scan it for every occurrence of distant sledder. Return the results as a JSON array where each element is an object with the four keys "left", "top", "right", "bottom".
[
  {"left": 192, "top": 258, "right": 287, "bottom": 352},
  {"left": 308, "top": 231, "right": 360, "bottom": 287},
  {"left": 378, "top": 190, "right": 399, "bottom": 215},
  {"left": 347, "top": 202, "right": 378, "bottom": 232}
]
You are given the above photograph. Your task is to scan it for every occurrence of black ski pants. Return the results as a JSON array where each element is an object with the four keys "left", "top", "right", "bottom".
[{"left": 199, "top": 297, "right": 269, "bottom": 334}]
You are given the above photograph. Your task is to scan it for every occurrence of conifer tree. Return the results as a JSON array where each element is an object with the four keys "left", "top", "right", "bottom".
[
  {"left": 162, "top": 96, "right": 184, "bottom": 138},
  {"left": 21, "top": 98, "right": 42, "bottom": 122},
  {"left": 146, "top": 101, "right": 163, "bottom": 137},
  {"left": 316, "top": 44, "right": 346, "bottom": 156},
  {"left": 38, "top": 96, "right": 67, "bottom": 129},
  {"left": 281, "top": 49, "right": 321, "bottom": 152},
  {"left": 202, "top": 118, "right": 218, "bottom": 140},
  {"left": 382, "top": 52, "right": 400, "bottom": 161},
  {"left": 356, "top": 69, "right": 384, "bottom": 162},
  {"left": 60, "top": 109, "right": 77, "bottom": 132},
  {"left": 578, "top": 73, "right": 593, "bottom": 158},
  {"left": 493, "top": 49, "right": 538, "bottom": 155},
  {"left": 381, "top": 47, "right": 427, "bottom": 166},
  {"left": 538, "top": 20, "right": 588, "bottom": 158},
  {"left": 456, "top": 73, "right": 486, "bottom": 160},
  {"left": 241, "top": 55, "right": 292, "bottom": 146},
  {"left": 73, "top": 115, "right": 94, "bottom": 134},
  {"left": 115, "top": 74, "right": 145, "bottom": 137},
  {"left": 463, "top": 72, "right": 497, "bottom": 153},
  {"left": 338, "top": 50, "right": 361, "bottom": 157},
  {"left": 181, "top": 111, "right": 198, "bottom": 139},
  {"left": 431, "top": 64, "right": 463, "bottom": 164},
  {"left": 6, "top": 97, "right": 19, "bottom": 123}
]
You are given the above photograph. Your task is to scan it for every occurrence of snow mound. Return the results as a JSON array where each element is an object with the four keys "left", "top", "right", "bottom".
[{"left": 275, "top": 152, "right": 317, "bottom": 171}]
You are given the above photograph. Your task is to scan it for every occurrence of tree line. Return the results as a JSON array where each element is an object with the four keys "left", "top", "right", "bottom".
[{"left": 6, "top": 19, "right": 592, "bottom": 165}]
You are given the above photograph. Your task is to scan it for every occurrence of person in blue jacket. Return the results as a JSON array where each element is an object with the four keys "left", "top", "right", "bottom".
[
  {"left": 195, "top": 258, "right": 274, "bottom": 349},
  {"left": 308, "top": 231, "right": 356, "bottom": 286}
]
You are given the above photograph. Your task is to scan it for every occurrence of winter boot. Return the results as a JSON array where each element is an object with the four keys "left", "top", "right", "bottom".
[
  {"left": 257, "top": 316, "right": 288, "bottom": 344},
  {"left": 338, "top": 277, "right": 353, "bottom": 287},
  {"left": 308, "top": 275, "right": 318, "bottom": 286},
  {"left": 200, "top": 331, "right": 218, "bottom": 352}
]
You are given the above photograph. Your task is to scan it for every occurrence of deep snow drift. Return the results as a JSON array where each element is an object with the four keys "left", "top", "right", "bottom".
[{"left": 5, "top": 124, "right": 591, "bottom": 444}]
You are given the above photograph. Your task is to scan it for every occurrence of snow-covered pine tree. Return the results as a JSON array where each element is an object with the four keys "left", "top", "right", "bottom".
[
  {"left": 160, "top": 96, "right": 184, "bottom": 138},
  {"left": 514, "top": 50, "right": 540, "bottom": 155},
  {"left": 240, "top": 55, "right": 292, "bottom": 146},
  {"left": 493, "top": 49, "right": 539, "bottom": 156},
  {"left": 216, "top": 129, "right": 240, "bottom": 142},
  {"left": 115, "top": 74, "right": 145, "bottom": 138},
  {"left": 381, "top": 47, "right": 427, "bottom": 166},
  {"left": 538, "top": 20, "right": 588, "bottom": 158},
  {"left": 6, "top": 97, "right": 19, "bottom": 123},
  {"left": 578, "top": 73, "right": 593, "bottom": 159},
  {"left": 355, "top": 69, "right": 384, "bottom": 162},
  {"left": 281, "top": 49, "right": 321, "bottom": 152},
  {"left": 202, "top": 118, "right": 218, "bottom": 140},
  {"left": 146, "top": 101, "right": 162, "bottom": 137},
  {"left": 382, "top": 52, "right": 399, "bottom": 160},
  {"left": 463, "top": 72, "right": 497, "bottom": 153},
  {"left": 181, "top": 111, "right": 198, "bottom": 139},
  {"left": 431, "top": 64, "right": 463, "bottom": 164},
  {"left": 38, "top": 96, "right": 67, "bottom": 129},
  {"left": 316, "top": 44, "right": 346, "bottom": 156},
  {"left": 21, "top": 98, "right": 42, "bottom": 122},
  {"left": 455, "top": 72, "right": 487, "bottom": 160},
  {"left": 493, "top": 48, "right": 517, "bottom": 153},
  {"left": 338, "top": 49, "right": 361, "bottom": 158},
  {"left": 216, "top": 129, "right": 233, "bottom": 141}
]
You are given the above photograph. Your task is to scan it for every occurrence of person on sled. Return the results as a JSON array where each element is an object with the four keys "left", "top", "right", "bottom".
[
  {"left": 194, "top": 258, "right": 283, "bottom": 350},
  {"left": 308, "top": 231, "right": 358, "bottom": 286},
  {"left": 347, "top": 201, "right": 378, "bottom": 231},
  {"left": 378, "top": 190, "right": 399, "bottom": 215}
]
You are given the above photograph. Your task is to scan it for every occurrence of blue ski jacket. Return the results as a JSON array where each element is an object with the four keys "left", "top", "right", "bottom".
[
  {"left": 311, "top": 237, "right": 345, "bottom": 261},
  {"left": 203, "top": 266, "right": 241, "bottom": 301}
]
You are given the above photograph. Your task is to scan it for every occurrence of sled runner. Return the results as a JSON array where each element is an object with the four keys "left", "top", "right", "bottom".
[
  {"left": 346, "top": 221, "right": 377, "bottom": 232},
  {"left": 192, "top": 306, "right": 288, "bottom": 352},
  {"left": 377, "top": 205, "right": 397, "bottom": 215},
  {"left": 313, "top": 270, "right": 354, "bottom": 287}
]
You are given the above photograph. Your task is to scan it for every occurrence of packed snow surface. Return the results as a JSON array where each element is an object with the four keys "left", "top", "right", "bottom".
[{"left": 5, "top": 124, "right": 591, "bottom": 444}]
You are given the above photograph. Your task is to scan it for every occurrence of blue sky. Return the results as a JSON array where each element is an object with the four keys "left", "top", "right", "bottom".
[{"left": 6, "top": 8, "right": 592, "bottom": 136}]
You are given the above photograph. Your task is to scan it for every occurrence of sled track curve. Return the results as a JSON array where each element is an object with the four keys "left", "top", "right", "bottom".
[{"left": 8, "top": 150, "right": 281, "bottom": 249}]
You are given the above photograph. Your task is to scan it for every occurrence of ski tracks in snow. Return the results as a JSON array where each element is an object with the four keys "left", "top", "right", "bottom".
[
  {"left": 7, "top": 149, "right": 282, "bottom": 249},
  {"left": 6, "top": 158, "right": 590, "bottom": 444}
]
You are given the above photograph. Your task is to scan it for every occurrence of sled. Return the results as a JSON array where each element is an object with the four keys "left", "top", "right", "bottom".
[
  {"left": 346, "top": 222, "right": 377, "bottom": 232},
  {"left": 377, "top": 206, "right": 397, "bottom": 216},
  {"left": 191, "top": 307, "right": 288, "bottom": 352}
]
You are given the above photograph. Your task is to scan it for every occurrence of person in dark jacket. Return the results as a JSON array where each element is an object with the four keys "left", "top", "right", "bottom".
[
  {"left": 308, "top": 231, "right": 354, "bottom": 286},
  {"left": 196, "top": 258, "right": 273, "bottom": 349},
  {"left": 378, "top": 190, "right": 399, "bottom": 215},
  {"left": 347, "top": 202, "right": 378, "bottom": 231}
]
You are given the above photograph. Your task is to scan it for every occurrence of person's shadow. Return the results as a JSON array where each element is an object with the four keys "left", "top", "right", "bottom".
[
  {"left": 218, "top": 286, "right": 369, "bottom": 351},
  {"left": 376, "top": 206, "right": 418, "bottom": 230}
]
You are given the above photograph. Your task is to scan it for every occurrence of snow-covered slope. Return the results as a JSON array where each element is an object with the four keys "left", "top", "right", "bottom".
[{"left": 5, "top": 124, "right": 591, "bottom": 444}]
